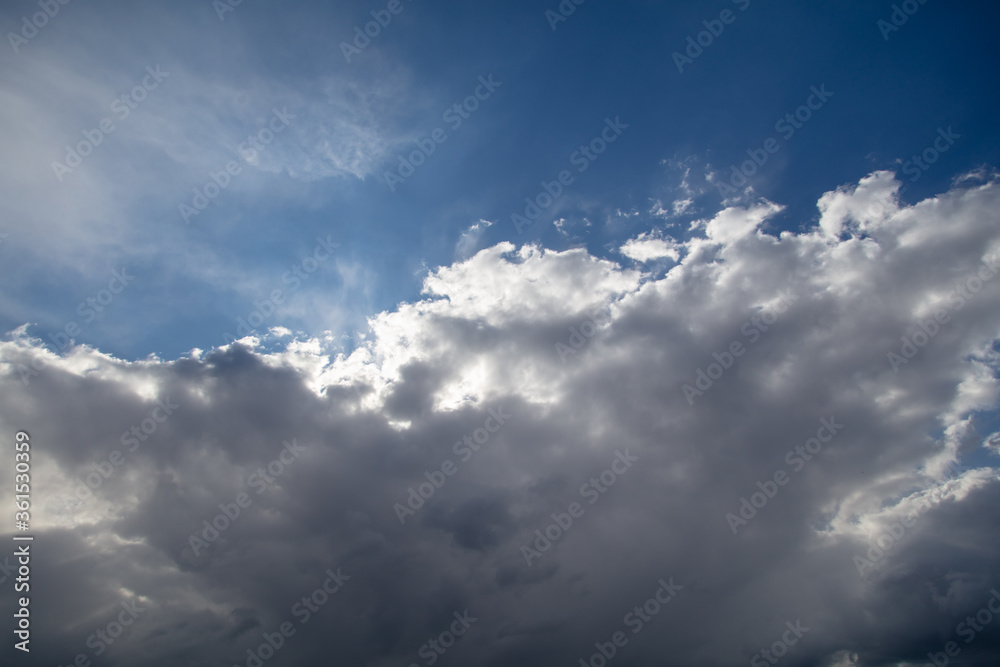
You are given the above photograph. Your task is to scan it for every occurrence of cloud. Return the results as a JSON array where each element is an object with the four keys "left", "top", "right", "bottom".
[
  {"left": 817, "top": 170, "right": 901, "bottom": 238},
  {"left": 619, "top": 233, "right": 682, "bottom": 263},
  {"left": 697, "top": 199, "right": 784, "bottom": 244},
  {"left": 0, "top": 5, "right": 421, "bottom": 348},
  {"left": 2, "top": 171, "right": 1000, "bottom": 666},
  {"left": 455, "top": 219, "right": 494, "bottom": 260}
]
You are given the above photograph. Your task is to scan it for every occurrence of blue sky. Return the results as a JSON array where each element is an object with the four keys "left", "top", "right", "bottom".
[
  {"left": 3, "top": 2, "right": 1000, "bottom": 666},
  {"left": 3, "top": 0, "right": 999, "bottom": 361}
]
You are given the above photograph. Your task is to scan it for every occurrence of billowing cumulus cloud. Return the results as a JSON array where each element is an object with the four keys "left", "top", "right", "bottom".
[{"left": 2, "top": 171, "right": 1000, "bottom": 666}]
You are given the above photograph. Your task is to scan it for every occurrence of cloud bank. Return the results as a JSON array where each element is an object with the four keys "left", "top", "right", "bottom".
[{"left": 2, "top": 171, "right": 1000, "bottom": 666}]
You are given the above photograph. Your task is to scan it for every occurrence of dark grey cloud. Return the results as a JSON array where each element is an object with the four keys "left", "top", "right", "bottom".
[{"left": 2, "top": 171, "right": 1000, "bottom": 666}]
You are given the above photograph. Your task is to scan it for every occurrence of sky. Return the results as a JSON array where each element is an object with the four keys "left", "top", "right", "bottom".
[{"left": 1, "top": 1, "right": 999, "bottom": 666}]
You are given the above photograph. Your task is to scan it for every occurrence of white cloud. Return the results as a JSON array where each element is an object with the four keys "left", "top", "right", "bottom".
[
  {"left": 455, "top": 219, "right": 494, "bottom": 259},
  {"left": 698, "top": 199, "right": 784, "bottom": 244},
  {"left": 619, "top": 233, "right": 682, "bottom": 262},
  {"left": 817, "top": 170, "right": 900, "bottom": 238}
]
